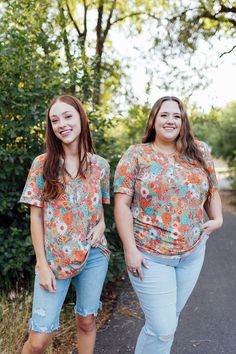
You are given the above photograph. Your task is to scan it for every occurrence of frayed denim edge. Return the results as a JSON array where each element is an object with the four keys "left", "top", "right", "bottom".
[
  {"left": 74, "top": 301, "right": 102, "bottom": 317},
  {"left": 28, "top": 319, "right": 59, "bottom": 333}
]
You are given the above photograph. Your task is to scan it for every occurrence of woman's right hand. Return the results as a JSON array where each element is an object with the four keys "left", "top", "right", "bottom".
[
  {"left": 124, "top": 247, "right": 149, "bottom": 281},
  {"left": 36, "top": 264, "right": 57, "bottom": 293}
]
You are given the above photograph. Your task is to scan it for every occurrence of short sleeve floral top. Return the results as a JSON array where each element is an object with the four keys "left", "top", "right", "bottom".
[
  {"left": 20, "top": 153, "right": 110, "bottom": 279},
  {"left": 114, "top": 141, "right": 218, "bottom": 257}
]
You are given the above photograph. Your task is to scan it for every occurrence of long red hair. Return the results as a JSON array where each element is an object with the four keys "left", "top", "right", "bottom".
[
  {"left": 142, "top": 96, "right": 213, "bottom": 201},
  {"left": 43, "top": 95, "right": 95, "bottom": 200}
]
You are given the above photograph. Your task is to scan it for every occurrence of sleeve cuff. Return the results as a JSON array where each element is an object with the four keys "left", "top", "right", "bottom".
[
  {"left": 113, "top": 187, "right": 134, "bottom": 197},
  {"left": 19, "top": 197, "right": 44, "bottom": 208}
]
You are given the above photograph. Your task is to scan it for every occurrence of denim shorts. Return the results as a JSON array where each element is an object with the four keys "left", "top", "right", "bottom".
[{"left": 29, "top": 247, "right": 108, "bottom": 333}]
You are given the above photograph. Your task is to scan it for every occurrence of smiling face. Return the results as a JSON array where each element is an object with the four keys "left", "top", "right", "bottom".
[
  {"left": 154, "top": 100, "right": 182, "bottom": 144},
  {"left": 49, "top": 100, "right": 81, "bottom": 148}
]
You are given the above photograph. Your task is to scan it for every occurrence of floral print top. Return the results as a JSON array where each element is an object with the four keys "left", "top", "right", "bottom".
[
  {"left": 20, "top": 153, "right": 110, "bottom": 279},
  {"left": 114, "top": 141, "right": 218, "bottom": 256}
]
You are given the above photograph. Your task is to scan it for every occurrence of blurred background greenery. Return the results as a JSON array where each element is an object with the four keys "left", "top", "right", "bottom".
[
  {"left": 0, "top": 1, "right": 236, "bottom": 352},
  {"left": 0, "top": 0, "right": 235, "bottom": 292}
]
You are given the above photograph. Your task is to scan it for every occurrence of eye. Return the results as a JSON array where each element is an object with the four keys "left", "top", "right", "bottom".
[
  {"left": 160, "top": 113, "right": 168, "bottom": 118},
  {"left": 174, "top": 115, "right": 181, "bottom": 119},
  {"left": 51, "top": 119, "right": 58, "bottom": 123},
  {"left": 65, "top": 115, "right": 72, "bottom": 119}
]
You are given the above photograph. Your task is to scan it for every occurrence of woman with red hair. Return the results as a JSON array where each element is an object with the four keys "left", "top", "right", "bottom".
[{"left": 20, "top": 95, "right": 110, "bottom": 354}]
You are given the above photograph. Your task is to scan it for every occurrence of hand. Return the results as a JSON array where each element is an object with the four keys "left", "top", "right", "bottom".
[
  {"left": 125, "top": 247, "right": 149, "bottom": 281},
  {"left": 36, "top": 264, "right": 57, "bottom": 293},
  {"left": 201, "top": 219, "right": 223, "bottom": 235},
  {"left": 86, "top": 220, "right": 106, "bottom": 247}
]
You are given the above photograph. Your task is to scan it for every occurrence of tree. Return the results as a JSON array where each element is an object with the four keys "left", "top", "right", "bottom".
[{"left": 164, "top": 1, "right": 236, "bottom": 56}]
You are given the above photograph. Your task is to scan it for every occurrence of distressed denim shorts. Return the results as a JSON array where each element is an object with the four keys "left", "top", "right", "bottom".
[{"left": 29, "top": 247, "right": 108, "bottom": 333}]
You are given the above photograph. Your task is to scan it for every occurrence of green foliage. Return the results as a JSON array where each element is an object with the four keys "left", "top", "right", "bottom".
[
  {"left": 191, "top": 102, "right": 236, "bottom": 188},
  {"left": 0, "top": 0, "right": 65, "bottom": 290},
  {"left": 0, "top": 0, "right": 131, "bottom": 290}
]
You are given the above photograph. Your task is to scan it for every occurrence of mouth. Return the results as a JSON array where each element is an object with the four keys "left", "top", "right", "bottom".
[
  {"left": 60, "top": 129, "right": 72, "bottom": 137},
  {"left": 163, "top": 126, "right": 176, "bottom": 131}
]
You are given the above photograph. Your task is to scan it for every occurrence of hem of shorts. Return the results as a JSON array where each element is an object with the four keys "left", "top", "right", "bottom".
[
  {"left": 74, "top": 301, "right": 102, "bottom": 317},
  {"left": 29, "top": 319, "right": 59, "bottom": 333}
]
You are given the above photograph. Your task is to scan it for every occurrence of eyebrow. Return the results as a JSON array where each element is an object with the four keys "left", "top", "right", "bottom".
[
  {"left": 50, "top": 111, "right": 72, "bottom": 117},
  {"left": 160, "top": 111, "right": 181, "bottom": 114}
]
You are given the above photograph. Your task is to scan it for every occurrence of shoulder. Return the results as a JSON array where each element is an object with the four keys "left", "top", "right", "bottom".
[
  {"left": 30, "top": 153, "right": 46, "bottom": 169},
  {"left": 124, "top": 143, "right": 151, "bottom": 156},
  {"left": 91, "top": 154, "right": 109, "bottom": 169},
  {"left": 194, "top": 140, "right": 211, "bottom": 156}
]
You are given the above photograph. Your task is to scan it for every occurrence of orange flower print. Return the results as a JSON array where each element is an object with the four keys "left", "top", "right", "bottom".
[
  {"left": 118, "top": 166, "right": 127, "bottom": 176},
  {"left": 63, "top": 212, "right": 73, "bottom": 225},
  {"left": 179, "top": 224, "right": 187, "bottom": 232},
  {"left": 91, "top": 214, "right": 97, "bottom": 223},
  {"left": 161, "top": 213, "right": 172, "bottom": 224},
  {"left": 74, "top": 250, "right": 86, "bottom": 262},
  {"left": 140, "top": 198, "right": 151, "bottom": 209},
  {"left": 188, "top": 174, "right": 200, "bottom": 183}
]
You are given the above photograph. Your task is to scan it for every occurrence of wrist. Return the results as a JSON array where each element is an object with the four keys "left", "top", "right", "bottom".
[
  {"left": 124, "top": 243, "right": 138, "bottom": 253},
  {"left": 36, "top": 260, "right": 49, "bottom": 268},
  {"left": 214, "top": 218, "right": 223, "bottom": 227}
]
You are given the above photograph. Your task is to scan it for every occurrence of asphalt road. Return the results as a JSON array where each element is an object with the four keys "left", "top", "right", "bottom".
[{"left": 95, "top": 212, "right": 236, "bottom": 354}]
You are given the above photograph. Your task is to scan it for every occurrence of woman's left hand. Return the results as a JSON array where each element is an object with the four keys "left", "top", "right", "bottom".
[
  {"left": 86, "top": 220, "right": 106, "bottom": 247},
  {"left": 201, "top": 219, "right": 223, "bottom": 235}
]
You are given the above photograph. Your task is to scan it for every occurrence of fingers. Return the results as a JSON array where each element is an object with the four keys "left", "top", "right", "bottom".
[
  {"left": 39, "top": 277, "right": 57, "bottom": 293},
  {"left": 128, "top": 257, "right": 148, "bottom": 281},
  {"left": 52, "top": 276, "right": 57, "bottom": 292},
  {"left": 87, "top": 232, "right": 101, "bottom": 247},
  {"left": 137, "top": 267, "right": 144, "bottom": 281},
  {"left": 142, "top": 258, "right": 149, "bottom": 269}
]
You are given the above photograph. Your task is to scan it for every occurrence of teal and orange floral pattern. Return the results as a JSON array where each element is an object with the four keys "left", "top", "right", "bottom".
[
  {"left": 20, "top": 153, "right": 110, "bottom": 279},
  {"left": 114, "top": 141, "right": 218, "bottom": 256}
]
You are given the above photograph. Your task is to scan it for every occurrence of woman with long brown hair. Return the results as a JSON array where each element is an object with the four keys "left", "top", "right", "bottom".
[
  {"left": 114, "top": 96, "right": 223, "bottom": 354},
  {"left": 20, "top": 95, "right": 110, "bottom": 354}
]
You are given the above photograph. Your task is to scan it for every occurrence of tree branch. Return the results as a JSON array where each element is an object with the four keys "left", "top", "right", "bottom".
[
  {"left": 198, "top": 10, "right": 236, "bottom": 27},
  {"left": 83, "top": 0, "right": 88, "bottom": 38},
  {"left": 66, "top": 0, "right": 81, "bottom": 36},
  {"left": 220, "top": 44, "right": 236, "bottom": 58},
  {"left": 220, "top": 4, "right": 236, "bottom": 14},
  {"left": 103, "top": 0, "right": 116, "bottom": 40},
  {"left": 111, "top": 11, "right": 160, "bottom": 26}
]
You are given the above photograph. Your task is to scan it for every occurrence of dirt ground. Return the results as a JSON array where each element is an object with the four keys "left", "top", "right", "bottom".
[{"left": 219, "top": 189, "right": 236, "bottom": 215}]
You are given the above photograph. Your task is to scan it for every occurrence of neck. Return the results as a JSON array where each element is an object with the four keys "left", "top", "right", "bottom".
[
  {"left": 62, "top": 142, "right": 83, "bottom": 160},
  {"left": 153, "top": 139, "right": 176, "bottom": 154}
]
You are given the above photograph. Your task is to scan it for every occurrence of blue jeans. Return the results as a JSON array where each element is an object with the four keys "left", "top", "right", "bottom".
[
  {"left": 29, "top": 247, "right": 108, "bottom": 333},
  {"left": 128, "top": 236, "right": 208, "bottom": 354}
]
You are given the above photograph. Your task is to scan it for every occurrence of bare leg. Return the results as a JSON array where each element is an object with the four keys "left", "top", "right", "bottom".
[
  {"left": 76, "top": 314, "right": 96, "bottom": 354},
  {"left": 21, "top": 331, "right": 54, "bottom": 354}
]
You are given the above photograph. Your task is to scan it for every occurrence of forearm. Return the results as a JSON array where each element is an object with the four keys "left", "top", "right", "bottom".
[
  {"left": 205, "top": 190, "right": 223, "bottom": 225},
  {"left": 30, "top": 206, "right": 48, "bottom": 267},
  {"left": 114, "top": 200, "right": 137, "bottom": 251},
  {"left": 99, "top": 206, "right": 105, "bottom": 227}
]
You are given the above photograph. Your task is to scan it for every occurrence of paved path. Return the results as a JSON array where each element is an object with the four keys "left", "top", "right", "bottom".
[{"left": 95, "top": 212, "right": 236, "bottom": 354}]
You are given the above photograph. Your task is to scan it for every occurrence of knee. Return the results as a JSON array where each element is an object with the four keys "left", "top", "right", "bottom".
[
  {"left": 158, "top": 333, "right": 174, "bottom": 343},
  {"left": 23, "top": 338, "right": 48, "bottom": 354},
  {"left": 77, "top": 315, "right": 96, "bottom": 334},
  {"left": 145, "top": 323, "right": 176, "bottom": 343}
]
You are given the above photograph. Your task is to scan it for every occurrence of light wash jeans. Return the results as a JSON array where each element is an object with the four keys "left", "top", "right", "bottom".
[
  {"left": 29, "top": 247, "right": 108, "bottom": 333},
  {"left": 128, "top": 235, "right": 209, "bottom": 354}
]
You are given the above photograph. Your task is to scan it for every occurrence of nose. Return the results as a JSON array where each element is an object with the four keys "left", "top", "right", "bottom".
[
  {"left": 166, "top": 115, "right": 175, "bottom": 123},
  {"left": 58, "top": 117, "right": 67, "bottom": 128}
]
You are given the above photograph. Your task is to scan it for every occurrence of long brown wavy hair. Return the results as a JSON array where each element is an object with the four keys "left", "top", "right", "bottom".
[
  {"left": 43, "top": 95, "right": 95, "bottom": 200},
  {"left": 142, "top": 96, "right": 213, "bottom": 201}
]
